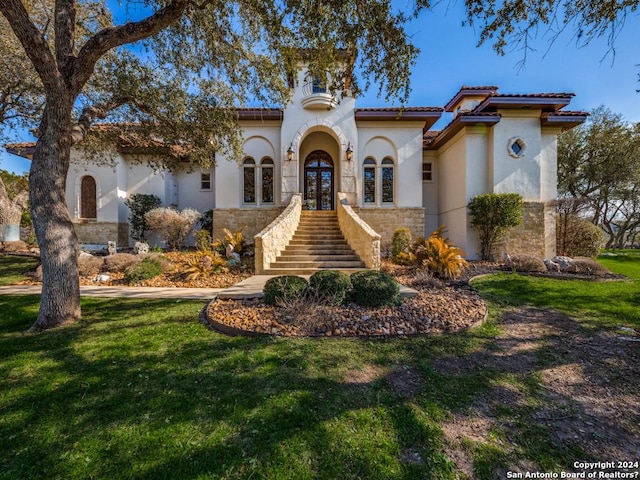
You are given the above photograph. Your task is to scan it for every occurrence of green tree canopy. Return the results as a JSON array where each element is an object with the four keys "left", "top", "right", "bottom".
[
  {"left": 558, "top": 106, "right": 640, "bottom": 248},
  {"left": 0, "top": 0, "right": 429, "bottom": 330}
]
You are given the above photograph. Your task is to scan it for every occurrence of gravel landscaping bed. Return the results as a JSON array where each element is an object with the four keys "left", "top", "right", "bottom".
[{"left": 204, "top": 266, "right": 488, "bottom": 337}]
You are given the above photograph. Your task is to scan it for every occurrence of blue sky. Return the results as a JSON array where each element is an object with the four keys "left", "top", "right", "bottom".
[{"left": 2, "top": 2, "right": 639, "bottom": 175}]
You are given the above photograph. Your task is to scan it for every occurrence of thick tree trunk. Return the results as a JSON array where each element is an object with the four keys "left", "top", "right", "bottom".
[{"left": 29, "top": 98, "right": 81, "bottom": 331}]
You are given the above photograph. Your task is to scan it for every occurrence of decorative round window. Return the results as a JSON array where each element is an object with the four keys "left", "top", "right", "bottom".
[{"left": 507, "top": 137, "right": 527, "bottom": 158}]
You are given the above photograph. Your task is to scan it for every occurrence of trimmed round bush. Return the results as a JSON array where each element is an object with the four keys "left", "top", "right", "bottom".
[
  {"left": 124, "top": 257, "right": 165, "bottom": 284},
  {"left": 309, "top": 270, "right": 352, "bottom": 305},
  {"left": 350, "top": 270, "right": 401, "bottom": 308},
  {"left": 263, "top": 275, "right": 309, "bottom": 306}
]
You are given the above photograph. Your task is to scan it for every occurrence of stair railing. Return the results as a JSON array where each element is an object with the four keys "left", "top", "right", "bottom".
[
  {"left": 336, "top": 192, "right": 381, "bottom": 270},
  {"left": 254, "top": 193, "right": 302, "bottom": 274}
]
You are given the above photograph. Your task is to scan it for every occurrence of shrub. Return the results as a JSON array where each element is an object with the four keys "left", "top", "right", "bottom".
[
  {"left": 263, "top": 275, "right": 309, "bottom": 306},
  {"left": 124, "top": 193, "right": 162, "bottom": 242},
  {"left": 505, "top": 254, "right": 547, "bottom": 273},
  {"left": 104, "top": 253, "right": 140, "bottom": 273},
  {"left": 199, "top": 209, "right": 214, "bottom": 233},
  {"left": 415, "top": 226, "right": 468, "bottom": 279},
  {"left": 349, "top": 270, "right": 401, "bottom": 308},
  {"left": 391, "top": 227, "right": 412, "bottom": 263},
  {"left": 309, "top": 270, "right": 352, "bottom": 305},
  {"left": 194, "top": 229, "right": 213, "bottom": 253},
  {"left": 145, "top": 207, "right": 201, "bottom": 250},
  {"left": 124, "top": 256, "right": 166, "bottom": 284},
  {"left": 393, "top": 251, "right": 416, "bottom": 266},
  {"left": 182, "top": 251, "right": 228, "bottom": 280},
  {"left": 77, "top": 254, "right": 104, "bottom": 277},
  {"left": 567, "top": 257, "right": 611, "bottom": 276},
  {"left": 468, "top": 193, "right": 523, "bottom": 260},
  {"left": 557, "top": 213, "right": 605, "bottom": 258}
]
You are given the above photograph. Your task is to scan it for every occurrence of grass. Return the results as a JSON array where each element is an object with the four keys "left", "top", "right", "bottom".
[
  {"left": 0, "top": 252, "right": 637, "bottom": 479},
  {"left": 470, "top": 250, "right": 640, "bottom": 330},
  {"left": 0, "top": 254, "right": 38, "bottom": 285}
]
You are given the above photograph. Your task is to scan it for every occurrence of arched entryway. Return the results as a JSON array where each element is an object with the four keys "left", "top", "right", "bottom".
[{"left": 304, "top": 150, "right": 334, "bottom": 210}]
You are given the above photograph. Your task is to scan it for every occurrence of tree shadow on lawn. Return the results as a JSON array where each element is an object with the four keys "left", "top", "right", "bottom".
[
  {"left": 429, "top": 306, "right": 640, "bottom": 477},
  {"left": 0, "top": 297, "right": 463, "bottom": 479},
  {"left": 2, "top": 296, "right": 639, "bottom": 479}
]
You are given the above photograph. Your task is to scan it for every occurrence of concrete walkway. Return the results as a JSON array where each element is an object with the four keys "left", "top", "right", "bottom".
[
  {"left": 0, "top": 285, "right": 223, "bottom": 300},
  {"left": 0, "top": 276, "right": 418, "bottom": 301},
  {"left": 218, "top": 275, "right": 419, "bottom": 300}
]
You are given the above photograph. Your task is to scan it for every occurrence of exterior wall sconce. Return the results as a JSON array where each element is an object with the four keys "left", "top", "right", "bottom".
[
  {"left": 287, "top": 144, "right": 294, "bottom": 161},
  {"left": 346, "top": 142, "right": 353, "bottom": 161}
]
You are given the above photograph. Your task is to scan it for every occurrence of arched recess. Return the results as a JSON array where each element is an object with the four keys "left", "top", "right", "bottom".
[{"left": 80, "top": 175, "right": 97, "bottom": 219}]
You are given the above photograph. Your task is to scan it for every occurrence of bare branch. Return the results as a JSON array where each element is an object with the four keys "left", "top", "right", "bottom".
[{"left": 54, "top": 0, "right": 76, "bottom": 73}]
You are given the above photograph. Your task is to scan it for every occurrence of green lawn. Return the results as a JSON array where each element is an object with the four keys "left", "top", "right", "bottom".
[
  {"left": 0, "top": 253, "right": 637, "bottom": 479},
  {"left": 470, "top": 250, "right": 640, "bottom": 330},
  {"left": 0, "top": 254, "right": 38, "bottom": 286}
]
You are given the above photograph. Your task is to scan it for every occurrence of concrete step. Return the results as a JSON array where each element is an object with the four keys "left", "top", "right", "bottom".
[
  {"left": 269, "top": 260, "right": 366, "bottom": 269},
  {"left": 263, "top": 268, "right": 368, "bottom": 276},
  {"left": 277, "top": 254, "right": 361, "bottom": 262},
  {"left": 292, "top": 233, "right": 345, "bottom": 240},
  {"left": 296, "top": 223, "right": 340, "bottom": 229},
  {"left": 281, "top": 246, "right": 354, "bottom": 252},
  {"left": 288, "top": 239, "right": 351, "bottom": 246}
]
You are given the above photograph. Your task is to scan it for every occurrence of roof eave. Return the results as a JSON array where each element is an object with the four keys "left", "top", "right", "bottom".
[{"left": 424, "top": 114, "right": 501, "bottom": 151}]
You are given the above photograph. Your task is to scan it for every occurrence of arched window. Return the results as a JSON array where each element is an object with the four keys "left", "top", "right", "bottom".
[
  {"left": 363, "top": 157, "right": 376, "bottom": 204},
  {"left": 242, "top": 158, "right": 256, "bottom": 204},
  {"left": 381, "top": 158, "right": 395, "bottom": 204},
  {"left": 80, "top": 175, "right": 97, "bottom": 219},
  {"left": 261, "top": 157, "right": 274, "bottom": 204}
]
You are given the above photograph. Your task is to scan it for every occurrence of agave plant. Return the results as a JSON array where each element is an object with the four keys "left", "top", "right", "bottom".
[{"left": 183, "top": 251, "right": 228, "bottom": 281}]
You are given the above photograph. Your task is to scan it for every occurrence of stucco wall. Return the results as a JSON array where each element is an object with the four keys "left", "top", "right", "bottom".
[
  {"left": 435, "top": 130, "right": 471, "bottom": 254},
  {"left": 490, "top": 111, "right": 543, "bottom": 200}
]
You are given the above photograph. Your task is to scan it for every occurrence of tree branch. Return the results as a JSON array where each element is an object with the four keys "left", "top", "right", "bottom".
[
  {"left": 0, "top": 0, "right": 61, "bottom": 92},
  {"left": 54, "top": 0, "right": 76, "bottom": 75},
  {"left": 70, "top": 97, "right": 154, "bottom": 144},
  {"left": 72, "top": 0, "right": 189, "bottom": 94}
]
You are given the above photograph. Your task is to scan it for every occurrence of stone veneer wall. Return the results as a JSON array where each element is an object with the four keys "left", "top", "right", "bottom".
[
  {"left": 254, "top": 195, "right": 301, "bottom": 274},
  {"left": 500, "top": 201, "right": 555, "bottom": 259},
  {"left": 213, "top": 207, "right": 285, "bottom": 243},
  {"left": 337, "top": 193, "right": 381, "bottom": 270},
  {"left": 74, "top": 222, "right": 129, "bottom": 247},
  {"left": 351, "top": 207, "right": 425, "bottom": 248}
]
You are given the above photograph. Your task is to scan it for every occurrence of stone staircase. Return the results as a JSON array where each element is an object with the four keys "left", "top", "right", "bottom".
[{"left": 263, "top": 210, "right": 367, "bottom": 275}]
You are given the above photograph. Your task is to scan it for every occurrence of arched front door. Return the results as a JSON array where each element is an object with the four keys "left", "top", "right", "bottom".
[{"left": 304, "top": 150, "right": 334, "bottom": 210}]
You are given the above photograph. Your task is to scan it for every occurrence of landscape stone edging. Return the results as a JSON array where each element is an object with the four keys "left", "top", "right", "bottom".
[{"left": 200, "top": 289, "right": 488, "bottom": 339}]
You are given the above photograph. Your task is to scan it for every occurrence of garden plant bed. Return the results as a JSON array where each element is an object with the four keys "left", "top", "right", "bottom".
[{"left": 204, "top": 265, "right": 488, "bottom": 337}]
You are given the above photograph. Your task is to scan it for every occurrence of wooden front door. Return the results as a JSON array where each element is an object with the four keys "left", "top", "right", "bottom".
[{"left": 304, "top": 150, "right": 334, "bottom": 210}]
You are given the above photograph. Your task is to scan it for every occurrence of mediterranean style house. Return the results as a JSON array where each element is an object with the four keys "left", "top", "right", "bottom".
[{"left": 6, "top": 64, "right": 587, "bottom": 271}]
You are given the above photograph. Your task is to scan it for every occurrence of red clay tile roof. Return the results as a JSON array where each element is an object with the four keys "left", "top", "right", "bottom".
[{"left": 444, "top": 86, "right": 499, "bottom": 111}]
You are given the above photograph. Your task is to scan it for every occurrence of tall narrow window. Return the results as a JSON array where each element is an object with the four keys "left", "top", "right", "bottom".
[
  {"left": 80, "top": 175, "right": 97, "bottom": 219},
  {"left": 261, "top": 157, "right": 274, "bottom": 204},
  {"left": 381, "top": 158, "right": 394, "bottom": 204},
  {"left": 242, "top": 158, "right": 256, "bottom": 204},
  {"left": 200, "top": 172, "right": 211, "bottom": 190},
  {"left": 363, "top": 157, "right": 376, "bottom": 204},
  {"left": 422, "top": 162, "right": 433, "bottom": 182}
]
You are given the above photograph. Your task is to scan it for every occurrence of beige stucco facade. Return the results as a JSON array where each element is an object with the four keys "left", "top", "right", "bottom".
[{"left": 8, "top": 77, "right": 586, "bottom": 259}]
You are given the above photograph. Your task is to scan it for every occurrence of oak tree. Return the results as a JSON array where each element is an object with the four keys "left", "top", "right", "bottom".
[{"left": 1, "top": 0, "right": 424, "bottom": 330}]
